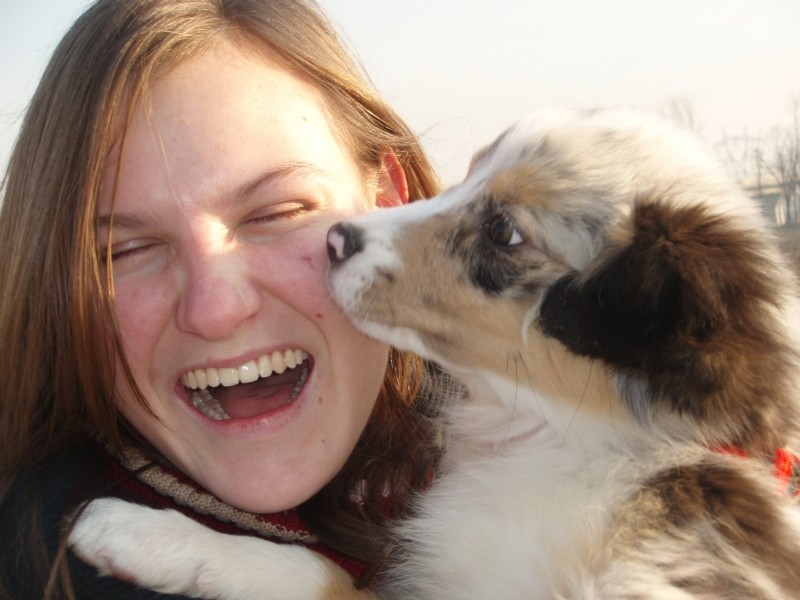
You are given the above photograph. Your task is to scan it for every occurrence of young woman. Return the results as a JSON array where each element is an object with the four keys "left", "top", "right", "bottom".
[{"left": 0, "top": 1, "right": 451, "bottom": 598}]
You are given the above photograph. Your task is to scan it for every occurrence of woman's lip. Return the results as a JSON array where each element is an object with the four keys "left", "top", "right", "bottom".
[{"left": 176, "top": 359, "right": 315, "bottom": 437}]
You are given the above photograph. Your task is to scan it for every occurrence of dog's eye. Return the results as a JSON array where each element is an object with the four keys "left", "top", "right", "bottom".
[{"left": 485, "top": 215, "right": 524, "bottom": 246}]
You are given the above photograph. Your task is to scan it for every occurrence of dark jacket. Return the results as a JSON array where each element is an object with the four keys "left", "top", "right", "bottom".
[{"left": 0, "top": 442, "right": 365, "bottom": 599}]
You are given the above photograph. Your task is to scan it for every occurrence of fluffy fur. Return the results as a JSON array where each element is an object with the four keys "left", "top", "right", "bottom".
[{"left": 71, "top": 108, "right": 800, "bottom": 599}]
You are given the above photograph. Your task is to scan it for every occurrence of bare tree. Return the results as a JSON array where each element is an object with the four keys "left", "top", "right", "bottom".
[
  {"left": 715, "top": 130, "right": 766, "bottom": 190},
  {"left": 713, "top": 94, "right": 800, "bottom": 224},
  {"left": 762, "top": 94, "right": 800, "bottom": 225}
]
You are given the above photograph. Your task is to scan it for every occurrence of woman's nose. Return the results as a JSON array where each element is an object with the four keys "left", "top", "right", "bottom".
[{"left": 176, "top": 250, "right": 261, "bottom": 341}]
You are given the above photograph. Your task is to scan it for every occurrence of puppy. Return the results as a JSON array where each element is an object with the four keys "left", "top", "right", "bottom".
[{"left": 71, "top": 108, "right": 800, "bottom": 599}]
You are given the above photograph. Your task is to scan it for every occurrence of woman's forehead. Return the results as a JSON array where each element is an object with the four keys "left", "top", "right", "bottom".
[{"left": 98, "top": 40, "right": 365, "bottom": 217}]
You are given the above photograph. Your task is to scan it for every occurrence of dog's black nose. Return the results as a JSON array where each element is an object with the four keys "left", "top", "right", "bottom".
[{"left": 327, "top": 223, "right": 364, "bottom": 264}]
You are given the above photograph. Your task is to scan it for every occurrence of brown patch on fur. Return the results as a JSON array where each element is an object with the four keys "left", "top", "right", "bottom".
[
  {"left": 606, "top": 458, "right": 800, "bottom": 597},
  {"left": 650, "top": 460, "right": 800, "bottom": 593},
  {"left": 539, "top": 197, "right": 799, "bottom": 452},
  {"left": 650, "top": 463, "right": 781, "bottom": 545},
  {"left": 633, "top": 200, "right": 794, "bottom": 450},
  {"left": 488, "top": 162, "right": 560, "bottom": 211},
  {"left": 485, "top": 142, "right": 594, "bottom": 215}
]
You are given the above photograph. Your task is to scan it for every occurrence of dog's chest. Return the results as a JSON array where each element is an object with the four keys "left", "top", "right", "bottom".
[{"left": 392, "top": 430, "right": 637, "bottom": 599}]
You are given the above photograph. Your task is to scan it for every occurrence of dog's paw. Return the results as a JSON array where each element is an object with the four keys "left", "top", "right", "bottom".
[
  {"left": 68, "top": 497, "right": 379, "bottom": 600},
  {"left": 69, "top": 497, "right": 224, "bottom": 595}
]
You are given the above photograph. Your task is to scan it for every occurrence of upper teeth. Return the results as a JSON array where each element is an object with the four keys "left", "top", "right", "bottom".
[{"left": 181, "top": 349, "right": 308, "bottom": 390}]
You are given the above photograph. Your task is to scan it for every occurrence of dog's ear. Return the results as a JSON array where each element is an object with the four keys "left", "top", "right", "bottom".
[
  {"left": 538, "top": 200, "right": 685, "bottom": 371},
  {"left": 538, "top": 197, "right": 784, "bottom": 407}
]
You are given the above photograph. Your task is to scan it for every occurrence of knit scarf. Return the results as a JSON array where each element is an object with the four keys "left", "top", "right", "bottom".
[{"left": 105, "top": 445, "right": 369, "bottom": 581}]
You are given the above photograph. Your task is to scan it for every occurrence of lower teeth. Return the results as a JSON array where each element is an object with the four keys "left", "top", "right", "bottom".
[
  {"left": 190, "top": 362, "right": 309, "bottom": 421},
  {"left": 192, "top": 389, "right": 230, "bottom": 421},
  {"left": 291, "top": 363, "right": 310, "bottom": 397}
]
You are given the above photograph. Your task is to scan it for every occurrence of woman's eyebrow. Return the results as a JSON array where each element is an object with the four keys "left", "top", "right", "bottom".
[
  {"left": 97, "top": 211, "right": 158, "bottom": 231},
  {"left": 232, "top": 161, "right": 322, "bottom": 205},
  {"left": 97, "top": 162, "right": 324, "bottom": 229}
]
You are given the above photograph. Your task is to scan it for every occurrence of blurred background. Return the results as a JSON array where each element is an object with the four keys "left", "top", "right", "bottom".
[{"left": 2, "top": 0, "right": 798, "bottom": 253}]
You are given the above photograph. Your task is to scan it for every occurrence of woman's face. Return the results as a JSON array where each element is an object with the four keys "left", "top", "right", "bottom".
[{"left": 99, "top": 40, "right": 404, "bottom": 513}]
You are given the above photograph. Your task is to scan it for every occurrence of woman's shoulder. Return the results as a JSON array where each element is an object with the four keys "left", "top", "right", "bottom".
[{"left": 1, "top": 442, "right": 190, "bottom": 600}]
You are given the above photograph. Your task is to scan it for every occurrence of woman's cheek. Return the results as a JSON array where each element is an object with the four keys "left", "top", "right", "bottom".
[
  {"left": 247, "top": 229, "right": 332, "bottom": 304},
  {"left": 112, "top": 276, "right": 176, "bottom": 362}
]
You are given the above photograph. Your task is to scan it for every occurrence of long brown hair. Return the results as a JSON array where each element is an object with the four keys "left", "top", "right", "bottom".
[{"left": 0, "top": 0, "right": 440, "bottom": 597}]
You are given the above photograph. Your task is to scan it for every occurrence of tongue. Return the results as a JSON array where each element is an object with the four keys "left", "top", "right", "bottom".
[{"left": 213, "top": 370, "right": 301, "bottom": 420}]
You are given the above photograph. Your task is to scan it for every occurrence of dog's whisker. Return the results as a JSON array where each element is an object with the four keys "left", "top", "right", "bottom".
[
  {"left": 502, "top": 354, "right": 521, "bottom": 443},
  {"left": 560, "top": 356, "right": 593, "bottom": 445},
  {"left": 578, "top": 360, "right": 593, "bottom": 407},
  {"left": 356, "top": 294, "right": 383, "bottom": 337}
]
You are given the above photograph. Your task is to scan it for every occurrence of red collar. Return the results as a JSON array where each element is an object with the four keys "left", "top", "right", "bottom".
[{"left": 714, "top": 446, "right": 800, "bottom": 499}]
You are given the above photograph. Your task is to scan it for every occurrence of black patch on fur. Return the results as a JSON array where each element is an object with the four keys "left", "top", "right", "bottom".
[
  {"left": 448, "top": 201, "right": 527, "bottom": 296},
  {"left": 538, "top": 198, "right": 794, "bottom": 448},
  {"left": 469, "top": 249, "right": 524, "bottom": 295}
]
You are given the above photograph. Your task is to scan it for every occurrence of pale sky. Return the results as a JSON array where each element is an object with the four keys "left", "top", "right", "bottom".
[{"left": 1, "top": 0, "right": 798, "bottom": 184}]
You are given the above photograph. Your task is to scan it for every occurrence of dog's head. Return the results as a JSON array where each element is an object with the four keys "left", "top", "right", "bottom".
[{"left": 327, "top": 108, "right": 800, "bottom": 450}]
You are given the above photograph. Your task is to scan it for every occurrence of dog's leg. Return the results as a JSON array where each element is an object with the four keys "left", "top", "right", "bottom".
[{"left": 69, "top": 497, "right": 378, "bottom": 600}]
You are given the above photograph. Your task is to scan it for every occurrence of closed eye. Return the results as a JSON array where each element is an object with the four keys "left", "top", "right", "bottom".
[
  {"left": 245, "top": 201, "right": 309, "bottom": 224},
  {"left": 101, "top": 239, "right": 160, "bottom": 264},
  {"left": 98, "top": 237, "right": 169, "bottom": 278}
]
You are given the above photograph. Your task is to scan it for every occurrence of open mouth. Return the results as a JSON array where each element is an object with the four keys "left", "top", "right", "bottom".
[{"left": 180, "top": 349, "right": 311, "bottom": 421}]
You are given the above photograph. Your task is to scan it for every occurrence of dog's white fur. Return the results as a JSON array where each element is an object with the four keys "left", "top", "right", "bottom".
[{"left": 70, "top": 108, "right": 800, "bottom": 599}]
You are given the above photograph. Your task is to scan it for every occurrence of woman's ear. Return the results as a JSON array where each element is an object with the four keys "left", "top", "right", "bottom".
[{"left": 375, "top": 149, "right": 409, "bottom": 208}]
